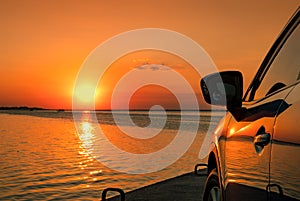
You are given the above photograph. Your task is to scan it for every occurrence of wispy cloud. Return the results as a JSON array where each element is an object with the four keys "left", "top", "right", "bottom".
[{"left": 136, "top": 64, "right": 171, "bottom": 71}]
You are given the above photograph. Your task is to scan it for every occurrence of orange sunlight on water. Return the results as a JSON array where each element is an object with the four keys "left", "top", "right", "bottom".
[{"left": 0, "top": 111, "right": 216, "bottom": 200}]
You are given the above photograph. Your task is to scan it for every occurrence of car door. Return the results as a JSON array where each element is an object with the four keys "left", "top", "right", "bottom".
[
  {"left": 224, "top": 11, "right": 299, "bottom": 201},
  {"left": 268, "top": 21, "right": 300, "bottom": 200},
  {"left": 270, "top": 83, "right": 300, "bottom": 201},
  {"left": 224, "top": 88, "right": 293, "bottom": 201}
]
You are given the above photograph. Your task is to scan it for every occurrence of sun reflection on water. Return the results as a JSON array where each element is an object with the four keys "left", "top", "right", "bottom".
[
  {"left": 79, "top": 121, "right": 96, "bottom": 148},
  {"left": 75, "top": 112, "right": 107, "bottom": 190}
]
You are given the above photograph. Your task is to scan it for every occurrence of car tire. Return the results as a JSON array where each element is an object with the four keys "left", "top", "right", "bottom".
[{"left": 203, "top": 168, "right": 221, "bottom": 201}]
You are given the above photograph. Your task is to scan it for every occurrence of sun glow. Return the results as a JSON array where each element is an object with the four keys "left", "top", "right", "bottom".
[{"left": 74, "top": 84, "right": 97, "bottom": 104}]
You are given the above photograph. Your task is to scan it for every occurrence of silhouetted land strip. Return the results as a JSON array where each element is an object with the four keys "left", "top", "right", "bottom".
[
  {"left": 0, "top": 106, "right": 225, "bottom": 112},
  {"left": 106, "top": 169, "right": 207, "bottom": 201},
  {"left": 0, "top": 106, "right": 48, "bottom": 111}
]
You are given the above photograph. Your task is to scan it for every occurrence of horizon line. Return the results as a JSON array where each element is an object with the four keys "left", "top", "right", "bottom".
[{"left": 0, "top": 106, "right": 225, "bottom": 112}]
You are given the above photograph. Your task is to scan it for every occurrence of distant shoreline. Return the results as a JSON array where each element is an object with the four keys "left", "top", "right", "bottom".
[
  {"left": 0, "top": 106, "right": 225, "bottom": 112},
  {"left": 0, "top": 106, "right": 48, "bottom": 111}
]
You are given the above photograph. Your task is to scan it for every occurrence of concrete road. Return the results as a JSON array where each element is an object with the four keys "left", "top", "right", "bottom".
[{"left": 105, "top": 169, "right": 207, "bottom": 201}]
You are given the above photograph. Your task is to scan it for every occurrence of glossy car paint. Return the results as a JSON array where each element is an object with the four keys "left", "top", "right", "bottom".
[{"left": 203, "top": 8, "right": 299, "bottom": 201}]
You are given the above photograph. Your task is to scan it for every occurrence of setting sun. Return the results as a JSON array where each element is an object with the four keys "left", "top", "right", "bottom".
[{"left": 74, "top": 84, "right": 96, "bottom": 104}]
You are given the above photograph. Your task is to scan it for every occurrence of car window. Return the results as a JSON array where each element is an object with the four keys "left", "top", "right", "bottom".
[{"left": 253, "top": 24, "right": 300, "bottom": 100}]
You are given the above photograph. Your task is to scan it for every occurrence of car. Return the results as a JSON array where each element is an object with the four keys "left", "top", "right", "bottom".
[{"left": 200, "top": 7, "right": 300, "bottom": 201}]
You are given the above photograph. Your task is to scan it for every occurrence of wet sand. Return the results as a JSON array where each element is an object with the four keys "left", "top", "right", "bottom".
[{"left": 106, "top": 169, "right": 207, "bottom": 201}]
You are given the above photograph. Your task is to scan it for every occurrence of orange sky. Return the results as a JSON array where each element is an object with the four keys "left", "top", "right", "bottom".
[{"left": 0, "top": 1, "right": 299, "bottom": 109}]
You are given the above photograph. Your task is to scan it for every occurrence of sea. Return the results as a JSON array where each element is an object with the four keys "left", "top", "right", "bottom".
[{"left": 0, "top": 110, "right": 223, "bottom": 200}]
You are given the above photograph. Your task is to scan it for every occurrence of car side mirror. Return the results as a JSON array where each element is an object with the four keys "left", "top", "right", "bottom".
[{"left": 200, "top": 71, "right": 243, "bottom": 110}]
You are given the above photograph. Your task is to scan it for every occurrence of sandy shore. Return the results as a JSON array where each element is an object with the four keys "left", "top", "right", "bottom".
[{"left": 105, "top": 169, "right": 207, "bottom": 201}]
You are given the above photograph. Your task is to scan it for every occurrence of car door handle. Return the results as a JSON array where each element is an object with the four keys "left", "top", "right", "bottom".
[
  {"left": 254, "top": 133, "right": 271, "bottom": 147},
  {"left": 254, "top": 133, "right": 271, "bottom": 154}
]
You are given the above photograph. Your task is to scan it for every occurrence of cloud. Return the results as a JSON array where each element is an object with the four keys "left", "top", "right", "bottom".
[{"left": 136, "top": 64, "right": 171, "bottom": 71}]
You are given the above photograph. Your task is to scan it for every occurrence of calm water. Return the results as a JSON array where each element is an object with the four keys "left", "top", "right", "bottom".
[{"left": 0, "top": 110, "right": 222, "bottom": 200}]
